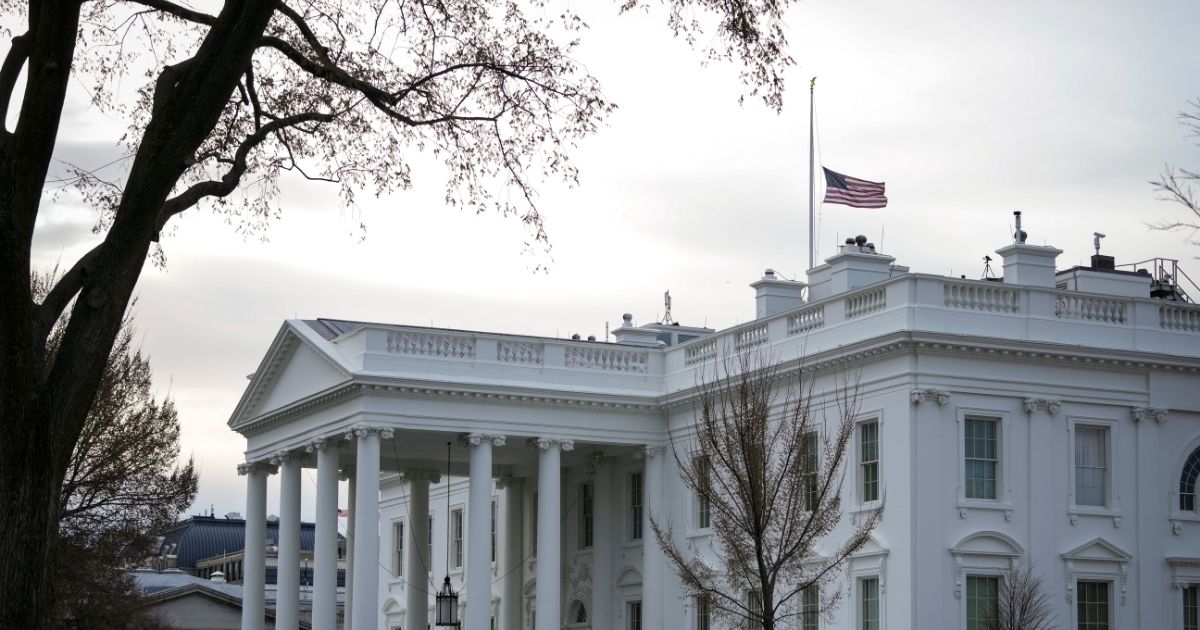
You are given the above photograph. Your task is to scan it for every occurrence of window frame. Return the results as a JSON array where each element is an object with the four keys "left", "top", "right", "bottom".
[
  {"left": 1184, "top": 584, "right": 1198, "bottom": 630},
  {"left": 748, "top": 589, "right": 764, "bottom": 630},
  {"left": 693, "top": 454, "right": 712, "bottom": 531},
  {"left": 1177, "top": 442, "right": 1200, "bottom": 516},
  {"left": 629, "top": 471, "right": 644, "bottom": 541},
  {"left": 451, "top": 506, "right": 465, "bottom": 570},
  {"left": 1068, "top": 417, "right": 1120, "bottom": 517},
  {"left": 964, "top": 574, "right": 1000, "bottom": 630},
  {"left": 427, "top": 514, "right": 434, "bottom": 576},
  {"left": 858, "top": 576, "right": 880, "bottom": 630},
  {"left": 1074, "top": 579, "right": 1112, "bottom": 630},
  {"left": 580, "top": 480, "right": 594, "bottom": 549},
  {"left": 694, "top": 594, "right": 711, "bottom": 630},
  {"left": 801, "top": 584, "right": 820, "bottom": 630},
  {"left": 857, "top": 416, "right": 882, "bottom": 506},
  {"left": 955, "top": 408, "right": 1014, "bottom": 516},
  {"left": 491, "top": 496, "right": 498, "bottom": 565},
  {"left": 392, "top": 519, "right": 405, "bottom": 577},
  {"left": 800, "top": 430, "right": 820, "bottom": 512}
]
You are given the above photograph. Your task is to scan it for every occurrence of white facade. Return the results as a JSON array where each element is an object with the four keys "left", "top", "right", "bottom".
[{"left": 230, "top": 234, "right": 1200, "bottom": 630}]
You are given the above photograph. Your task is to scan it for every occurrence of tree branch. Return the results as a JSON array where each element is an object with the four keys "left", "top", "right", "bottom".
[
  {"left": 156, "top": 111, "right": 334, "bottom": 230},
  {"left": 126, "top": 0, "right": 217, "bottom": 26},
  {"left": 0, "top": 32, "right": 30, "bottom": 136}
]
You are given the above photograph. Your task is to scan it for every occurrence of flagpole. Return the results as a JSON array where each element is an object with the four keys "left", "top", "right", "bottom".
[{"left": 808, "top": 76, "right": 817, "bottom": 272}]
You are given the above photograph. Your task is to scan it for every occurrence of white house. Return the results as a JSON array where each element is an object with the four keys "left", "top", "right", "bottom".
[{"left": 229, "top": 224, "right": 1200, "bottom": 630}]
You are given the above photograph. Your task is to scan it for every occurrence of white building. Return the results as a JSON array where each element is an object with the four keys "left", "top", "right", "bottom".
[{"left": 230, "top": 227, "right": 1200, "bottom": 630}]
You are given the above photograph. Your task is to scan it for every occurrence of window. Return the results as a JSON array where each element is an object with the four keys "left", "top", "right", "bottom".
[
  {"left": 1076, "top": 580, "right": 1109, "bottom": 630},
  {"left": 491, "top": 498, "right": 498, "bottom": 563},
  {"left": 451, "top": 508, "right": 464, "bottom": 569},
  {"left": 630, "top": 472, "right": 644, "bottom": 540},
  {"left": 860, "top": 577, "right": 879, "bottom": 630},
  {"left": 1181, "top": 447, "right": 1200, "bottom": 512},
  {"left": 580, "top": 481, "right": 594, "bottom": 549},
  {"left": 1075, "top": 426, "right": 1109, "bottom": 507},
  {"left": 628, "top": 601, "right": 642, "bottom": 630},
  {"left": 393, "top": 521, "right": 404, "bottom": 576},
  {"left": 695, "top": 455, "right": 711, "bottom": 529},
  {"left": 1185, "top": 584, "right": 1198, "bottom": 630},
  {"left": 965, "top": 576, "right": 998, "bottom": 630},
  {"left": 427, "top": 515, "right": 434, "bottom": 573},
  {"left": 801, "top": 432, "right": 819, "bottom": 510},
  {"left": 964, "top": 418, "right": 998, "bottom": 500},
  {"left": 531, "top": 491, "right": 538, "bottom": 558},
  {"left": 748, "top": 590, "right": 764, "bottom": 630},
  {"left": 860, "top": 421, "right": 880, "bottom": 503},
  {"left": 802, "top": 585, "right": 819, "bottom": 630},
  {"left": 695, "top": 594, "right": 711, "bottom": 630}
]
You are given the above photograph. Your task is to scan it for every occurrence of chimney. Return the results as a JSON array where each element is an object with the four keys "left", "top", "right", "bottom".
[
  {"left": 610, "top": 313, "right": 660, "bottom": 347},
  {"left": 807, "top": 235, "right": 900, "bottom": 300},
  {"left": 995, "top": 213, "right": 1061, "bottom": 287},
  {"left": 750, "top": 269, "right": 807, "bottom": 319}
]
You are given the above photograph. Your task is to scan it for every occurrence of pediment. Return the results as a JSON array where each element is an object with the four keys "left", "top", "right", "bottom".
[
  {"left": 228, "top": 322, "right": 352, "bottom": 429},
  {"left": 1061, "top": 537, "right": 1132, "bottom": 563},
  {"left": 616, "top": 567, "right": 642, "bottom": 587},
  {"left": 951, "top": 531, "right": 1025, "bottom": 558},
  {"left": 853, "top": 533, "right": 890, "bottom": 558}
]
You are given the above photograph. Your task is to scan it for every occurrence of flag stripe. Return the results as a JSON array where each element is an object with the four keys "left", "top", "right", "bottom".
[{"left": 822, "top": 166, "right": 887, "bottom": 208}]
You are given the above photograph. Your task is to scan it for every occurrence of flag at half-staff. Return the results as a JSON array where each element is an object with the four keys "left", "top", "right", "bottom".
[{"left": 822, "top": 167, "right": 887, "bottom": 208}]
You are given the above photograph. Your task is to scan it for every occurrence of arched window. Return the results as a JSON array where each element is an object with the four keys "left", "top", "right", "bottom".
[{"left": 1182, "top": 447, "right": 1200, "bottom": 512}]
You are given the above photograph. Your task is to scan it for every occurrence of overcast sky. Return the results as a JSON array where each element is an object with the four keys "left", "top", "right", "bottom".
[{"left": 28, "top": 0, "right": 1200, "bottom": 520}]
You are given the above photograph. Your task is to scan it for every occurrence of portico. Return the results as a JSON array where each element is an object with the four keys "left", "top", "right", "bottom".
[{"left": 230, "top": 318, "right": 671, "bottom": 630}]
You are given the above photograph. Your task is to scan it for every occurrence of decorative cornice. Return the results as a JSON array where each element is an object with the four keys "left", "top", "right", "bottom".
[
  {"left": 268, "top": 449, "right": 301, "bottom": 465},
  {"left": 1023, "top": 398, "right": 1062, "bottom": 415},
  {"left": 344, "top": 425, "right": 395, "bottom": 441},
  {"left": 237, "top": 461, "right": 278, "bottom": 476},
  {"left": 587, "top": 452, "right": 613, "bottom": 471},
  {"left": 910, "top": 388, "right": 950, "bottom": 405},
  {"left": 463, "top": 433, "right": 507, "bottom": 447},
  {"left": 495, "top": 476, "right": 523, "bottom": 490},
  {"left": 402, "top": 468, "right": 443, "bottom": 484},
  {"left": 1131, "top": 406, "right": 1168, "bottom": 423},
  {"left": 531, "top": 438, "right": 575, "bottom": 451}
]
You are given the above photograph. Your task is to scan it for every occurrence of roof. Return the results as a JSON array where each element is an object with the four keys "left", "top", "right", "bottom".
[
  {"left": 157, "top": 515, "right": 341, "bottom": 569},
  {"left": 133, "top": 568, "right": 245, "bottom": 600}
]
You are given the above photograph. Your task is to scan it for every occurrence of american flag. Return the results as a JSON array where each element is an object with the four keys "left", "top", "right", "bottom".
[{"left": 822, "top": 167, "right": 887, "bottom": 208}]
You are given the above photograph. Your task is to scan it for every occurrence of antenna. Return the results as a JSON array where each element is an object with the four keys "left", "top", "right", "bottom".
[
  {"left": 1013, "top": 211, "right": 1027, "bottom": 244},
  {"left": 1093, "top": 232, "right": 1106, "bottom": 255},
  {"left": 662, "top": 291, "right": 674, "bottom": 325}
]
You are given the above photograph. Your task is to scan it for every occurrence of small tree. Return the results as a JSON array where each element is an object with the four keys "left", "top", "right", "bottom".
[
  {"left": 652, "top": 354, "right": 880, "bottom": 630},
  {"left": 32, "top": 273, "right": 197, "bottom": 630},
  {"left": 1152, "top": 98, "right": 1200, "bottom": 246},
  {"left": 987, "top": 565, "right": 1057, "bottom": 630}
]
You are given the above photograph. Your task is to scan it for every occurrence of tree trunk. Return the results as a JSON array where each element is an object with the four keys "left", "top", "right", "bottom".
[{"left": 0, "top": 2, "right": 280, "bottom": 627}]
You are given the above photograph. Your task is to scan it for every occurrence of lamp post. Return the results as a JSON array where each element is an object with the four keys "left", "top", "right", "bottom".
[{"left": 435, "top": 442, "right": 460, "bottom": 627}]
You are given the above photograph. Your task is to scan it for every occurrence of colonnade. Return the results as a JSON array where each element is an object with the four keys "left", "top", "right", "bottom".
[{"left": 238, "top": 427, "right": 666, "bottom": 630}]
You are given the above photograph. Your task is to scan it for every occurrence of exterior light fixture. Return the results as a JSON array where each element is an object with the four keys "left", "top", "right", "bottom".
[{"left": 435, "top": 441, "right": 460, "bottom": 626}]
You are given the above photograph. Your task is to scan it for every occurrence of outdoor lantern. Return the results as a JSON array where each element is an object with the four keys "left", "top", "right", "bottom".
[{"left": 435, "top": 575, "right": 460, "bottom": 626}]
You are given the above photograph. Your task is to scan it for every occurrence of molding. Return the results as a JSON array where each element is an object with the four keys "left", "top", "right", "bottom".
[
  {"left": 268, "top": 449, "right": 301, "bottom": 465},
  {"left": 237, "top": 461, "right": 278, "bottom": 476},
  {"left": 495, "top": 476, "right": 523, "bottom": 490},
  {"left": 910, "top": 388, "right": 950, "bottom": 405},
  {"left": 344, "top": 425, "right": 395, "bottom": 441},
  {"left": 1131, "top": 406, "right": 1168, "bottom": 423},
  {"left": 1023, "top": 398, "right": 1062, "bottom": 415},
  {"left": 530, "top": 438, "right": 575, "bottom": 451},
  {"left": 463, "top": 433, "right": 507, "bottom": 447},
  {"left": 402, "top": 468, "right": 443, "bottom": 484}
]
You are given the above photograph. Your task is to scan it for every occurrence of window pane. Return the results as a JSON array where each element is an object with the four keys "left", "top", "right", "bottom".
[
  {"left": 452, "top": 509, "right": 464, "bottom": 568},
  {"left": 966, "top": 576, "right": 998, "bottom": 630},
  {"left": 1074, "top": 427, "right": 1108, "bottom": 507},
  {"left": 695, "top": 456, "right": 711, "bottom": 529},
  {"left": 631, "top": 473, "right": 644, "bottom": 540},
  {"left": 1185, "top": 585, "right": 1198, "bottom": 630},
  {"left": 629, "top": 601, "right": 642, "bottom": 630},
  {"left": 695, "top": 595, "right": 711, "bottom": 630},
  {"left": 861, "top": 577, "right": 879, "bottom": 630},
  {"left": 1077, "top": 581, "right": 1109, "bottom": 630},
  {"left": 861, "top": 422, "right": 879, "bottom": 503},
  {"left": 802, "top": 432, "right": 820, "bottom": 511},
  {"left": 581, "top": 482, "right": 594, "bottom": 549},
  {"left": 394, "top": 521, "right": 404, "bottom": 575},
  {"left": 749, "top": 591, "right": 764, "bottom": 630},
  {"left": 1181, "top": 447, "right": 1200, "bottom": 512},
  {"left": 965, "top": 418, "right": 998, "bottom": 500},
  {"left": 802, "top": 585, "right": 819, "bottom": 630}
]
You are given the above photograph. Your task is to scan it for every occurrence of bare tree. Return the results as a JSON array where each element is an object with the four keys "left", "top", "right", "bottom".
[
  {"left": 985, "top": 565, "right": 1057, "bottom": 630},
  {"left": 652, "top": 354, "right": 880, "bottom": 630},
  {"left": 30, "top": 272, "right": 197, "bottom": 629},
  {"left": 0, "top": 1, "right": 799, "bottom": 627},
  {"left": 1152, "top": 99, "right": 1200, "bottom": 247}
]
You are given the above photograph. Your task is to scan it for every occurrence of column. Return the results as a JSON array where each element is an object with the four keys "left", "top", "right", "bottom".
[
  {"left": 344, "top": 471, "right": 356, "bottom": 630},
  {"left": 275, "top": 451, "right": 302, "bottom": 630},
  {"left": 406, "top": 468, "right": 439, "bottom": 630},
  {"left": 641, "top": 446, "right": 665, "bottom": 630},
  {"left": 467, "top": 434, "right": 505, "bottom": 629},
  {"left": 352, "top": 426, "right": 392, "bottom": 630},
  {"left": 239, "top": 461, "right": 276, "bottom": 630},
  {"left": 311, "top": 439, "right": 340, "bottom": 630},
  {"left": 534, "top": 438, "right": 573, "bottom": 630},
  {"left": 498, "top": 478, "right": 523, "bottom": 630},
  {"left": 588, "top": 454, "right": 614, "bottom": 630}
]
